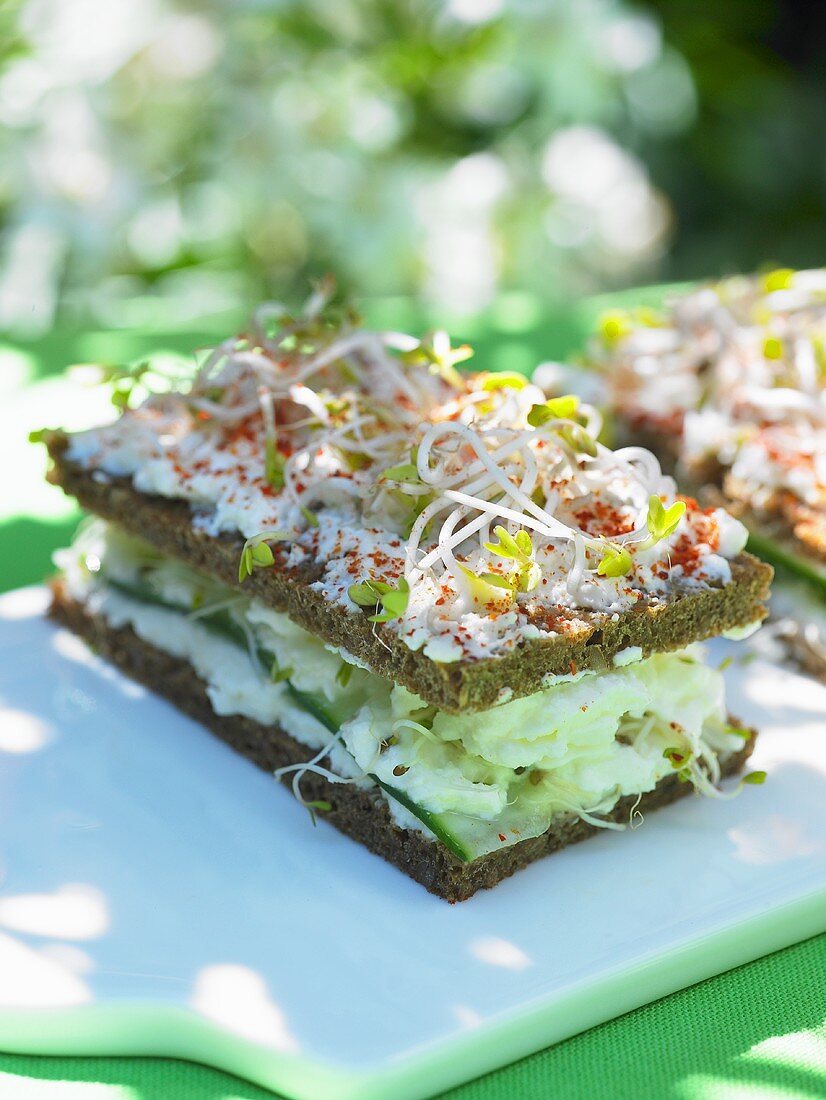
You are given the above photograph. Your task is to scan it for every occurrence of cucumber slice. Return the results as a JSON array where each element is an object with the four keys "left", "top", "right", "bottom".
[
  {"left": 746, "top": 529, "right": 826, "bottom": 598},
  {"left": 372, "top": 778, "right": 474, "bottom": 861},
  {"left": 285, "top": 684, "right": 355, "bottom": 734}
]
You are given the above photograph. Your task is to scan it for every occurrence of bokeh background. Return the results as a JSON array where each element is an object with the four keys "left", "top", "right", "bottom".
[
  {"left": 3, "top": 0, "right": 826, "bottom": 588},
  {"left": 1, "top": 0, "right": 826, "bottom": 337}
]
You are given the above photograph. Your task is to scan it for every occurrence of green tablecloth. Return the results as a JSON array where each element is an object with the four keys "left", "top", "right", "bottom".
[{"left": 1, "top": 297, "right": 824, "bottom": 1100}]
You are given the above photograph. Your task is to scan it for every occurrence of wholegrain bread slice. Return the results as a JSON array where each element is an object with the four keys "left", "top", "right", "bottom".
[
  {"left": 49, "top": 580, "right": 757, "bottom": 902},
  {"left": 46, "top": 433, "right": 772, "bottom": 714}
]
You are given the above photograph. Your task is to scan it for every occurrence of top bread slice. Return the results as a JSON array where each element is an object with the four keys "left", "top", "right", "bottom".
[{"left": 46, "top": 432, "right": 773, "bottom": 714}]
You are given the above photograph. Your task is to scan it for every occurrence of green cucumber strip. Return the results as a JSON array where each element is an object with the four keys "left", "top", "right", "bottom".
[
  {"left": 103, "top": 572, "right": 478, "bottom": 860},
  {"left": 746, "top": 529, "right": 826, "bottom": 597},
  {"left": 370, "top": 778, "right": 474, "bottom": 861},
  {"left": 285, "top": 684, "right": 350, "bottom": 734}
]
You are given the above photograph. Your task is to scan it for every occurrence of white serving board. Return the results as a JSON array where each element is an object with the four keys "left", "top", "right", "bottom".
[{"left": 0, "top": 587, "right": 823, "bottom": 1100}]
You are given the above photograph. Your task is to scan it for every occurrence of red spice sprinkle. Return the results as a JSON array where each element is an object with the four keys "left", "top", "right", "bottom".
[
  {"left": 573, "top": 499, "right": 634, "bottom": 537},
  {"left": 498, "top": 833, "right": 507, "bottom": 843},
  {"left": 569, "top": 660, "right": 578, "bottom": 675}
]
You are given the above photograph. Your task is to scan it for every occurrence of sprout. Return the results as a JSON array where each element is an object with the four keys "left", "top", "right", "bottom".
[
  {"left": 724, "top": 722, "right": 751, "bottom": 739},
  {"left": 458, "top": 565, "right": 516, "bottom": 606},
  {"left": 761, "top": 268, "right": 795, "bottom": 293},
  {"left": 484, "top": 525, "right": 533, "bottom": 562},
  {"left": 663, "top": 745, "right": 693, "bottom": 782},
  {"left": 104, "top": 361, "right": 150, "bottom": 410},
  {"left": 558, "top": 422, "right": 598, "bottom": 458},
  {"left": 238, "top": 530, "right": 289, "bottom": 583},
  {"left": 598, "top": 310, "right": 632, "bottom": 347},
  {"left": 596, "top": 542, "right": 633, "bottom": 578},
  {"left": 644, "top": 495, "right": 686, "bottom": 547},
  {"left": 483, "top": 525, "right": 540, "bottom": 593},
  {"left": 742, "top": 770, "right": 766, "bottom": 785},
  {"left": 300, "top": 505, "right": 319, "bottom": 527},
  {"left": 348, "top": 577, "right": 410, "bottom": 622},
  {"left": 762, "top": 335, "right": 784, "bottom": 361},
  {"left": 401, "top": 330, "right": 473, "bottom": 388},
  {"left": 381, "top": 461, "right": 421, "bottom": 483},
  {"left": 480, "top": 372, "right": 528, "bottom": 392},
  {"left": 527, "top": 394, "right": 580, "bottom": 426},
  {"left": 304, "top": 799, "right": 332, "bottom": 826},
  {"left": 663, "top": 746, "right": 689, "bottom": 767}
]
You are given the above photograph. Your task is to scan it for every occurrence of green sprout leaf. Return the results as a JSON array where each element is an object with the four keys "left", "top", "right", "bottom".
[
  {"left": 480, "top": 372, "right": 528, "bottom": 392},
  {"left": 336, "top": 662, "right": 353, "bottom": 688},
  {"left": 596, "top": 543, "right": 633, "bottom": 578},
  {"left": 761, "top": 268, "right": 795, "bottom": 293},
  {"left": 402, "top": 331, "right": 473, "bottom": 388},
  {"left": 483, "top": 526, "right": 540, "bottom": 592},
  {"left": 28, "top": 427, "right": 53, "bottom": 444},
  {"left": 300, "top": 504, "right": 319, "bottom": 527},
  {"left": 304, "top": 799, "right": 333, "bottom": 826},
  {"left": 238, "top": 547, "right": 254, "bottom": 583},
  {"left": 368, "top": 577, "right": 410, "bottom": 623},
  {"left": 742, "top": 770, "right": 767, "bottom": 785},
  {"left": 250, "top": 543, "right": 274, "bottom": 568},
  {"left": 724, "top": 723, "right": 751, "bottom": 739},
  {"left": 663, "top": 746, "right": 690, "bottom": 768},
  {"left": 558, "top": 423, "right": 598, "bottom": 458},
  {"left": 762, "top": 335, "right": 784, "bottom": 361},
  {"left": 484, "top": 525, "right": 533, "bottom": 563},
  {"left": 477, "top": 571, "right": 517, "bottom": 591},
  {"left": 348, "top": 577, "right": 410, "bottom": 623},
  {"left": 237, "top": 531, "right": 288, "bottom": 583},
  {"left": 646, "top": 495, "right": 686, "bottom": 545},
  {"left": 458, "top": 564, "right": 517, "bottom": 606},
  {"left": 101, "top": 361, "right": 151, "bottom": 410},
  {"left": 598, "top": 310, "right": 632, "bottom": 347},
  {"left": 527, "top": 394, "right": 580, "bottom": 427},
  {"left": 381, "top": 462, "right": 420, "bottom": 483},
  {"left": 348, "top": 579, "right": 392, "bottom": 607}
]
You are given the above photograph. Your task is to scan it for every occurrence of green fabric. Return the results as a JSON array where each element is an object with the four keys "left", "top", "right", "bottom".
[
  {"left": 0, "top": 938, "right": 824, "bottom": 1099},
  {"left": 2, "top": 296, "right": 824, "bottom": 1099}
]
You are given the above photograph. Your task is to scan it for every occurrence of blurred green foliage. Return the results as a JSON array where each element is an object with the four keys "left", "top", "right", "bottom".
[{"left": 0, "top": 0, "right": 823, "bottom": 336}]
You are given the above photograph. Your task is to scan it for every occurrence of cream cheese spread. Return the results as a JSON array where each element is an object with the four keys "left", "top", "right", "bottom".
[{"left": 64, "top": 291, "right": 748, "bottom": 662}]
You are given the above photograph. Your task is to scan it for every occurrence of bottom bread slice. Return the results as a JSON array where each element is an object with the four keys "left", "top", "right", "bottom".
[{"left": 49, "top": 583, "right": 757, "bottom": 902}]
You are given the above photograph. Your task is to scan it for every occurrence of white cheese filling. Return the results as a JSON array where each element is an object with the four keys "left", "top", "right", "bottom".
[{"left": 57, "top": 521, "right": 745, "bottom": 854}]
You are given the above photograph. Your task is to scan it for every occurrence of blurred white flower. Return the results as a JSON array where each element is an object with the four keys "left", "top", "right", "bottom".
[
  {"left": 599, "top": 14, "right": 661, "bottom": 74},
  {"left": 542, "top": 125, "right": 671, "bottom": 265},
  {"left": 145, "top": 14, "right": 221, "bottom": 80},
  {"left": 418, "top": 153, "right": 510, "bottom": 314}
]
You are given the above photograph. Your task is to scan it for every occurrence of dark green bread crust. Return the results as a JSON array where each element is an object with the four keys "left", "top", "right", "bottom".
[
  {"left": 45, "top": 431, "right": 772, "bottom": 714},
  {"left": 49, "top": 580, "right": 757, "bottom": 903}
]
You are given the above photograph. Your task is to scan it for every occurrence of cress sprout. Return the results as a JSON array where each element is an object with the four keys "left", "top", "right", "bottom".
[{"left": 238, "top": 531, "right": 288, "bottom": 583}]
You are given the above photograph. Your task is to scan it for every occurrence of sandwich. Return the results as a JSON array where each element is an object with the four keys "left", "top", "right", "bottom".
[
  {"left": 590, "top": 267, "right": 826, "bottom": 676},
  {"left": 36, "top": 286, "right": 772, "bottom": 900}
]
